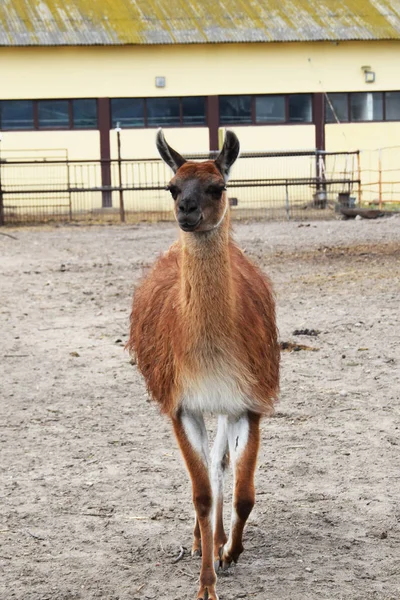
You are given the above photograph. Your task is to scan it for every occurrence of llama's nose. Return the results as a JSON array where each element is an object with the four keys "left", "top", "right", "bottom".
[{"left": 178, "top": 198, "right": 198, "bottom": 215}]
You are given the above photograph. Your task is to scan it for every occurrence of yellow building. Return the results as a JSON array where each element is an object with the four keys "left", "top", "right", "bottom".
[{"left": 1, "top": 1, "right": 400, "bottom": 215}]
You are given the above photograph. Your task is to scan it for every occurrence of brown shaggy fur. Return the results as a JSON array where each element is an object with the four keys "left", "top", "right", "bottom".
[{"left": 128, "top": 208, "right": 280, "bottom": 417}]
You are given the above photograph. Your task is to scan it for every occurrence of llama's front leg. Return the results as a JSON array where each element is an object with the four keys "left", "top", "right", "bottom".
[
  {"left": 220, "top": 411, "right": 260, "bottom": 568},
  {"left": 172, "top": 410, "right": 218, "bottom": 600},
  {"left": 211, "top": 415, "right": 229, "bottom": 562}
]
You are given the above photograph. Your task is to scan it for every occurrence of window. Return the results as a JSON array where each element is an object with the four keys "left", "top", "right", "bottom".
[
  {"left": 325, "top": 93, "right": 349, "bottom": 123},
  {"left": 38, "top": 100, "right": 70, "bottom": 128},
  {"left": 72, "top": 99, "right": 97, "bottom": 129},
  {"left": 255, "top": 95, "right": 285, "bottom": 123},
  {"left": 0, "top": 99, "right": 99, "bottom": 130},
  {"left": 325, "top": 92, "right": 400, "bottom": 123},
  {"left": 0, "top": 100, "right": 34, "bottom": 130},
  {"left": 385, "top": 92, "right": 400, "bottom": 121},
  {"left": 351, "top": 92, "right": 383, "bottom": 121},
  {"left": 288, "top": 94, "right": 312, "bottom": 123},
  {"left": 147, "top": 97, "right": 180, "bottom": 126},
  {"left": 219, "top": 94, "right": 313, "bottom": 125},
  {"left": 182, "top": 97, "right": 206, "bottom": 125},
  {"left": 220, "top": 96, "right": 252, "bottom": 125},
  {"left": 111, "top": 98, "right": 144, "bottom": 128},
  {"left": 110, "top": 97, "right": 206, "bottom": 128}
]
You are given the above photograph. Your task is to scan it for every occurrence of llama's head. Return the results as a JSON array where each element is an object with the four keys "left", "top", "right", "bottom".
[{"left": 156, "top": 129, "right": 240, "bottom": 233}]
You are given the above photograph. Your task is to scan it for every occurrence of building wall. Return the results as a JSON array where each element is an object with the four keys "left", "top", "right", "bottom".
[
  {"left": 1, "top": 40, "right": 400, "bottom": 213},
  {"left": 1, "top": 130, "right": 100, "bottom": 159},
  {"left": 109, "top": 127, "right": 209, "bottom": 159},
  {"left": 1, "top": 41, "right": 400, "bottom": 99},
  {"left": 1, "top": 40, "right": 399, "bottom": 159}
]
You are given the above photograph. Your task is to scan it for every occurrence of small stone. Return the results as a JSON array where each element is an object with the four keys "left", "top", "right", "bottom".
[
  {"left": 339, "top": 390, "right": 347, "bottom": 397},
  {"left": 380, "top": 531, "right": 388, "bottom": 539},
  {"left": 305, "top": 567, "right": 313, "bottom": 573}
]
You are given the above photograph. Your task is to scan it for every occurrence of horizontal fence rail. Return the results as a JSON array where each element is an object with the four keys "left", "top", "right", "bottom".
[{"left": 0, "top": 148, "right": 384, "bottom": 225}]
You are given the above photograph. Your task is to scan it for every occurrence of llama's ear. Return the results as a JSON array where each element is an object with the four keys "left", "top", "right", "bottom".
[
  {"left": 156, "top": 129, "right": 186, "bottom": 173},
  {"left": 215, "top": 130, "right": 240, "bottom": 181}
]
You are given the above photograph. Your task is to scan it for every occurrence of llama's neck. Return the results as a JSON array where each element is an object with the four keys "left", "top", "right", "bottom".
[{"left": 179, "top": 210, "right": 234, "bottom": 334}]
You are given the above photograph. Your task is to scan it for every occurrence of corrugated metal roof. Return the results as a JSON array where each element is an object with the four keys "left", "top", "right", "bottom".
[{"left": 1, "top": 0, "right": 400, "bottom": 46}]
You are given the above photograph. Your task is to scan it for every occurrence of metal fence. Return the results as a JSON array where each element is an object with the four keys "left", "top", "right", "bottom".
[{"left": 0, "top": 149, "right": 362, "bottom": 225}]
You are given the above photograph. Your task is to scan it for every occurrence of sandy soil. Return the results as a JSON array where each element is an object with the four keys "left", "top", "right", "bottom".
[{"left": 1, "top": 216, "right": 399, "bottom": 600}]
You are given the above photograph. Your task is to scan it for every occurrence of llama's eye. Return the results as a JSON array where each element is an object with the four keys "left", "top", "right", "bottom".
[
  {"left": 166, "top": 185, "right": 180, "bottom": 200},
  {"left": 207, "top": 185, "right": 226, "bottom": 196}
]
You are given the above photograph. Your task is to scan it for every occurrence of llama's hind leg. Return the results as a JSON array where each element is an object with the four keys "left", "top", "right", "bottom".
[
  {"left": 192, "top": 515, "right": 202, "bottom": 557},
  {"left": 211, "top": 415, "right": 229, "bottom": 562},
  {"left": 220, "top": 411, "right": 260, "bottom": 568},
  {"left": 172, "top": 410, "right": 219, "bottom": 600}
]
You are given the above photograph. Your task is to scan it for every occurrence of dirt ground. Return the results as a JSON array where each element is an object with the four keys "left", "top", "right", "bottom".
[{"left": 1, "top": 216, "right": 399, "bottom": 600}]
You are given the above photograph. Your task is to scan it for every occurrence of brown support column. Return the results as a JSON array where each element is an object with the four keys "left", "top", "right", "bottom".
[
  {"left": 98, "top": 98, "right": 112, "bottom": 208},
  {"left": 313, "top": 93, "right": 326, "bottom": 200},
  {"left": 313, "top": 93, "right": 325, "bottom": 151},
  {"left": 207, "top": 96, "right": 219, "bottom": 152}
]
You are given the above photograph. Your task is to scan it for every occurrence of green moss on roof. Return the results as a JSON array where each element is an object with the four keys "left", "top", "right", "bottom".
[{"left": 1, "top": 0, "right": 400, "bottom": 46}]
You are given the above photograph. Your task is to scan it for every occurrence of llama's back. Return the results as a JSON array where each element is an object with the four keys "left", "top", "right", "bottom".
[{"left": 128, "top": 244, "right": 182, "bottom": 414}]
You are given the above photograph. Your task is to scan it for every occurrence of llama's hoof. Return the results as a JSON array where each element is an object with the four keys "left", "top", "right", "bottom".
[
  {"left": 192, "top": 548, "right": 202, "bottom": 558},
  {"left": 218, "top": 543, "right": 242, "bottom": 570},
  {"left": 197, "top": 585, "right": 219, "bottom": 600}
]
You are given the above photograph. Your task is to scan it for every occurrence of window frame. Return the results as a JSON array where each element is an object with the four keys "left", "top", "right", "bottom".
[
  {"left": 110, "top": 98, "right": 146, "bottom": 129},
  {"left": 0, "top": 98, "right": 98, "bottom": 131},
  {"left": 385, "top": 91, "right": 400, "bottom": 121},
  {"left": 0, "top": 100, "right": 36, "bottom": 131},
  {"left": 254, "top": 94, "right": 286, "bottom": 124},
  {"left": 349, "top": 92, "right": 384, "bottom": 123},
  {"left": 325, "top": 91, "right": 400, "bottom": 123},
  {"left": 110, "top": 96, "right": 208, "bottom": 129},
  {"left": 218, "top": 93, "right": 314, "bottom": 126},
  {"left": 37, "top": 99, "right": 71, "bottom": 130}
]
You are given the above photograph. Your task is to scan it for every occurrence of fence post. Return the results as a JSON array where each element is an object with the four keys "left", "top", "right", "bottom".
[
  {"left": 285, "top": 181, "right": 290, "bottom": 220},
  {"left": 378, "top": 148, "right": 382, "bottom": 210},
  {"left": 0, "top": 158, "right": 4, "bottom": 226},
  {"left": 66, "top": 156, "right": 72, "bottom": 221},
  {"left": 356, "top": 150, "right": 362, "bottom": 207},
  {"left": 116, "top": 127, "right": 125, "bottom": 223}
]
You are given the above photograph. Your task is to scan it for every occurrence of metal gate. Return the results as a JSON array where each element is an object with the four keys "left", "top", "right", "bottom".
[{"left": 0, "top": 149, "right": 361, "bottom": 225}]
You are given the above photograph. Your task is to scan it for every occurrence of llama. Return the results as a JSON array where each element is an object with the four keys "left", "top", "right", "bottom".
[{"left": 128, "top": 130, "right": 280, "bottom": 600}]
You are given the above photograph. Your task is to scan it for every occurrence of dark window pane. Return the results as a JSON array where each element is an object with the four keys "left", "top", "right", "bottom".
[
  {"left": 255, "top": 95, "right": 285, "bottom": 123},
  {"left": 1, "top": 100, "right": 34, "bottom": 130},
  {"left": 350, "top": 93, "right": 383, "bottom": 121},
  {"left": 288, "top": 94, "right": 312, "bottom": 123},
  {"left": 385, "top": 92, "right": 400, "bottom": 121},
  {"left": 38, "top": 100, "right": 69, "bottom": 129},
  {"left": 182, "top": 97, "right": 206, "bottom": 125},
  {"left": 147, "top": 97, "right": 180, "bottom": 126},
  {"left": 325, "top": 93, "right": 349, "bottom": 123},
  {"left": 73, "top": 99, "right": 97, "bottom": 129},
  {"left": 111, "top": 98, "right": 144, "bottom": 128},
  {"left": 220, "top": 96, "right": 252, "bottom": 124}
]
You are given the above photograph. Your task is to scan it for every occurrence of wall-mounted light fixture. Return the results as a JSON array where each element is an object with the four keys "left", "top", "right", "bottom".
[
  {"left": 361, "top": 65, "right": 375, "bottom": 83},
  {"left": 155, "top": 76, "right": 166, "bottom": 88}
]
